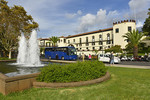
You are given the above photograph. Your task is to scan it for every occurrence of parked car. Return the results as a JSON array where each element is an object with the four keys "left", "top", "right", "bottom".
[
  {"left": 120, "top": 56, "right": 128, "bottom": 61},
  {"left": 98, "top": 54, "right": 121, "bottom": 63}
]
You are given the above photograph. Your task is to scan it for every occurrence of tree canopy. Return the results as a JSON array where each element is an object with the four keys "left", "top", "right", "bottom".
[
  {"left": 142, "top": 8, "right": 150, "bottom": 36},
  {"left": 105, "top": 45, "right": 122, "bottom": 53},
  {"left": 49, "top": 36, "right": 60, "bottom": 47},
  {"left": 0, "top": 0, "right": 39, "bottom": 58},
  {"left": 123, "top": 29, "right": 143, "bottom": 57}
]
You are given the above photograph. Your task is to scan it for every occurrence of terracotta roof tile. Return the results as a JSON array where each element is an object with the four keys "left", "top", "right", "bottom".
[{"left": 66, "top": 27, "right": 113, "bottom": 38}]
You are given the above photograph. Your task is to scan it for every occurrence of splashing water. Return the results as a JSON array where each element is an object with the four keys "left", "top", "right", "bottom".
[
  {"left": 17, "top": 30, "right": 42, "bottom": 67},
  {"left": 17, "top": 33, "right": 27, "bottom": 64}
]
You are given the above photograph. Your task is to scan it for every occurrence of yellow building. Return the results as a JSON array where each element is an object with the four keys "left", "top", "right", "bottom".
[
  {"left": 57, "top": 20, "right": 136, "bottom": 55},
  {"left": 39, "top": 20, "right": 136, "bottom": 55}
]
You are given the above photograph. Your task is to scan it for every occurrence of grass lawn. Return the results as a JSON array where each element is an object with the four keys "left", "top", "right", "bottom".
[{"left": 0, "top": 67, "right": 150, "bottom": 100}]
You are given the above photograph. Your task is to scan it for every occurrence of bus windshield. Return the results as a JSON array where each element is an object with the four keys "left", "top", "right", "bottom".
[{"left": 68, "top": 47, "right": 77, "bottom": 55}]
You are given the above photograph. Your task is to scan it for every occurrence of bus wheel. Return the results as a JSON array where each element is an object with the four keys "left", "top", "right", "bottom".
[
  {"left": 49, "top": 56, "right": 51, "bottom": 60},
  {"left": 61, "top": 57, "right": 64, "bottom": 60}
]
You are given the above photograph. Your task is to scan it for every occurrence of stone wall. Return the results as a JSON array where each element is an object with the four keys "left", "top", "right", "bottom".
[
  {"left": 0, "top": 71, "right": 110, "bottom": 95},
  {"left": 0, "top": 73, "right": 40, "bottom": 95}
]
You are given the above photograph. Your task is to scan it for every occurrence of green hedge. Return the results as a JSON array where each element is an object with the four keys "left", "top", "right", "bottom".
[{"left": 37, "top": 61, "right": 107, "bottom": 83}]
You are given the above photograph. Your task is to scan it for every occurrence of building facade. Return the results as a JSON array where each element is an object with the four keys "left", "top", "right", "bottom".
[{"left": 39, "top": 20, "right": 136, "bottom": 55}]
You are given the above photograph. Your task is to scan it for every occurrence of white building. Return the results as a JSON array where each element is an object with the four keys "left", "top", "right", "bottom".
[{"left": 39, "top": 20, "right": 136, "bottom": 55}]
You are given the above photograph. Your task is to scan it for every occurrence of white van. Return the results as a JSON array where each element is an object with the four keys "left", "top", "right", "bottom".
[{"left": 98, "top": 54, "right": 121, "bottom": 63}]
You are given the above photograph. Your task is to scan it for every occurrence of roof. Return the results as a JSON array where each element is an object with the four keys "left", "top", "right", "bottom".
[
  {"left": 66, "top": 27, "right": 113, "bottom": 38},
  {"left": 38, "top": 38, "right": 49, "bottom": 40}
]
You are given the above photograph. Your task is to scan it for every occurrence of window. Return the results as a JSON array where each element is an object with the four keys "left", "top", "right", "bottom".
[
  {"left": 92, "top": 42, "right": 95, "bottom": 45},
  {"left": 64, "top": 39, "right": 66, "bottom": 43},
  {"left": 107, "top": 33, "right": 111, "bottom": 44},
  {"left": 92, "top": 36, "right": 95, "bottom": 42},
  {"left": 99, "top": 35, "right": 103, "bottom": 45},
  {"left": 86, "top": 37, "right": 89, "bottom": 46},
  {"left": 99, "top": 41, "right": 103, "bottom": 45},
  {"left": 92, "top": 36, "right": 95, "bottom": 45},
  {"left": 73, "top": 39, "right": 75, "bottom": 43},
  {"left": 68, "top": 40, "right": 70, "bottom": 44},
  {"left": 99, "top": 35, "right": 102, "bottom": 41},
  {"left": 99, "top": 46, "right": 102, "bottom": 50},
  {"left": 79, "top": 38, "right": 82, "bottom": 43},
  {"left": 116, "top": 28, "right": 119, "bottom": 33},
  {"left": 86, "top": 47, "right": 88, "bottom": 50},
  {"left": 79, "top": 38, "right": 82, "bottom": 46},
  {"left": 93, "top": 47, "right": 95, "bottom": 50},
  {"left": 128, "top": 26, "right": 132, "bottom": 31},
  {"left": 107, "top": 40, "right": 111, "bottom": 44},
  {"left": 108, "top": 46, "right": 110, "bottom": 48},
  {"left": 46, "top": 42, "right": 50, "bottom": 47},
  {"left": 107, "top": 33, "right": 110, "bottom": 40}
]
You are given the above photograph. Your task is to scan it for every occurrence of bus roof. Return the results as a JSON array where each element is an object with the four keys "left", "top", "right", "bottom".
[{"left": 45, "top": 46, "right": 74, "bottom": 48}]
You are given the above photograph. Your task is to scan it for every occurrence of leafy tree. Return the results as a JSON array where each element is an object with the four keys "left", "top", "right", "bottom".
[
  {"left": 105, "top": 45, "right": 122, "bottom": 53},
  {"left": 124, "top": 43, "right": 133, "bottom": 54},
  {"left": 0, "top": 0, "right": 39, "bottom": 59},
  {"left": 142, "top": 8, "right": 150, "bottom": 36},
  {"left": 123, "top": 29, "right": 143, "bottom": 58},
  {"left": 92, "top": 49, "right": 99, "bottom": 55},
  {"left": 49, "top": 36, "right": 60, "bottom": 47}
]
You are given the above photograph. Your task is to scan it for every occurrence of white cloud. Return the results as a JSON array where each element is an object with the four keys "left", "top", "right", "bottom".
[
  {"left": 77, "top": 14, "right": 96, "bottom": 32},
  {"left": 65, "top": 10, "right": 82, "bottom": 19},
  {"left": 128, "top": 0, "right": 150, "bottom": 21},
  {"left": 136, "top": 21, "right": 143, "bottom": 28},
  {"left": 76, "top": 9, "right": 119, "bottom": 32}
]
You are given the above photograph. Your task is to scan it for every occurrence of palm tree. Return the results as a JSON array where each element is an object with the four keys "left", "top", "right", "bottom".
[
  {"left": 49, "top": 36, "right": 60, "bottom": 47},
  {"left": 123, "top": 29, "right": 143, "bottom": 58}
]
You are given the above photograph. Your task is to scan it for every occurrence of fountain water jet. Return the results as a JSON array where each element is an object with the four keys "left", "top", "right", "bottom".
[
  {"left": 17, "top": 30, "right": 42, "bottom": 67},
  {"left": 17, "top": 33, "right": 27, "bottom": 64}
]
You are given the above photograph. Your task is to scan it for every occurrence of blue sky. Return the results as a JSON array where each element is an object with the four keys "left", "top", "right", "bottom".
[{"left": 8, "top": 0, "right": 150, "bottom": 38}]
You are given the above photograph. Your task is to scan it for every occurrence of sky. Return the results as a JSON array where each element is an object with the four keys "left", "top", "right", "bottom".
[{"left": 8, "top": 0, "right": 150, "bottom": 38}]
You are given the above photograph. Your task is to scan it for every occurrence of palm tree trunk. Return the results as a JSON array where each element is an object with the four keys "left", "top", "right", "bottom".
[{"left": 133, "top": 46, "right": 138, "bottom": 58}]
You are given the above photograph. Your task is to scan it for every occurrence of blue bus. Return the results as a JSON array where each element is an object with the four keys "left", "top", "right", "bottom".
[{"left": 45, "top": 46, "right": 78, "bottom": 60}]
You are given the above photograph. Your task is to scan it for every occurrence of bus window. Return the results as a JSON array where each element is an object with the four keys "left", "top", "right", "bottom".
[{"left": 68, "top": 47, "right": 76, "bottom": 55}]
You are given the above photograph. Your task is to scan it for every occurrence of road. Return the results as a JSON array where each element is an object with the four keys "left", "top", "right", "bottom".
[{"left": 119, "top": 61, "right": 150, "bottom": 66}]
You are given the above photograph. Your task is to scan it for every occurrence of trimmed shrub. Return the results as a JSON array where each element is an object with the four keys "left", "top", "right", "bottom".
[{"left": 37, "top": 61, "right": 107, "bottom": 83}]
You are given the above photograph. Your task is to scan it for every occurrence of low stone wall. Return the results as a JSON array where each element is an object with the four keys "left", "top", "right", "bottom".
[
  {"left": 0, "top": 73, "right": 40, "bottom": 95},
  {"left": 0, "top": 71, "right": 110, "bottom": 95},
  {"left": 33, "top": 72, "right": 110, "bottom": 88}
]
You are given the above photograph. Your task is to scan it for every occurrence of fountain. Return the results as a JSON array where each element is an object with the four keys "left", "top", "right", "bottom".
[
  {"left": 17, "top": 30, "right": 42, "bottom": 67},
  {"left": 1, "top": 30, "right": 45, "bottom": 77}
]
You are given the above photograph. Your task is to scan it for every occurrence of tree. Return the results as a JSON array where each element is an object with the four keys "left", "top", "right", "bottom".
[
  {"left": 0, "top": 0, "right": 39, "bottom": 59},
  {"left": 123, "top": 29, "right": 143, "bottom": 58},
  {"left": 105, "top": 45, "right": 122, "bottom": 53},
  {"left": 92, "top": 49, "right": 99, "bottom": 55},
  {"left": 49, "top": 36, "right": 60, "bottom": 47},
  {"left": 142, "top": 8, "right": 150, "bottom": 36}
]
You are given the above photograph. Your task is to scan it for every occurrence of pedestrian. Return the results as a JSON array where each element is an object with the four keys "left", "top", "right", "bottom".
[
  {"left": 144, "top": 53, "right": 148, "bottom": 61},
  {"left": 110, "top": 52, "right": 114, "bottom": 66},
  {"left": 82, "top": 53, "right": 85, "bottom": 62},
  {"left": 89, "top": 54, "right": 92, "bottom": 60},
  {"left": 78, "top": 53, "right": 81, "bottom": 60}
]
